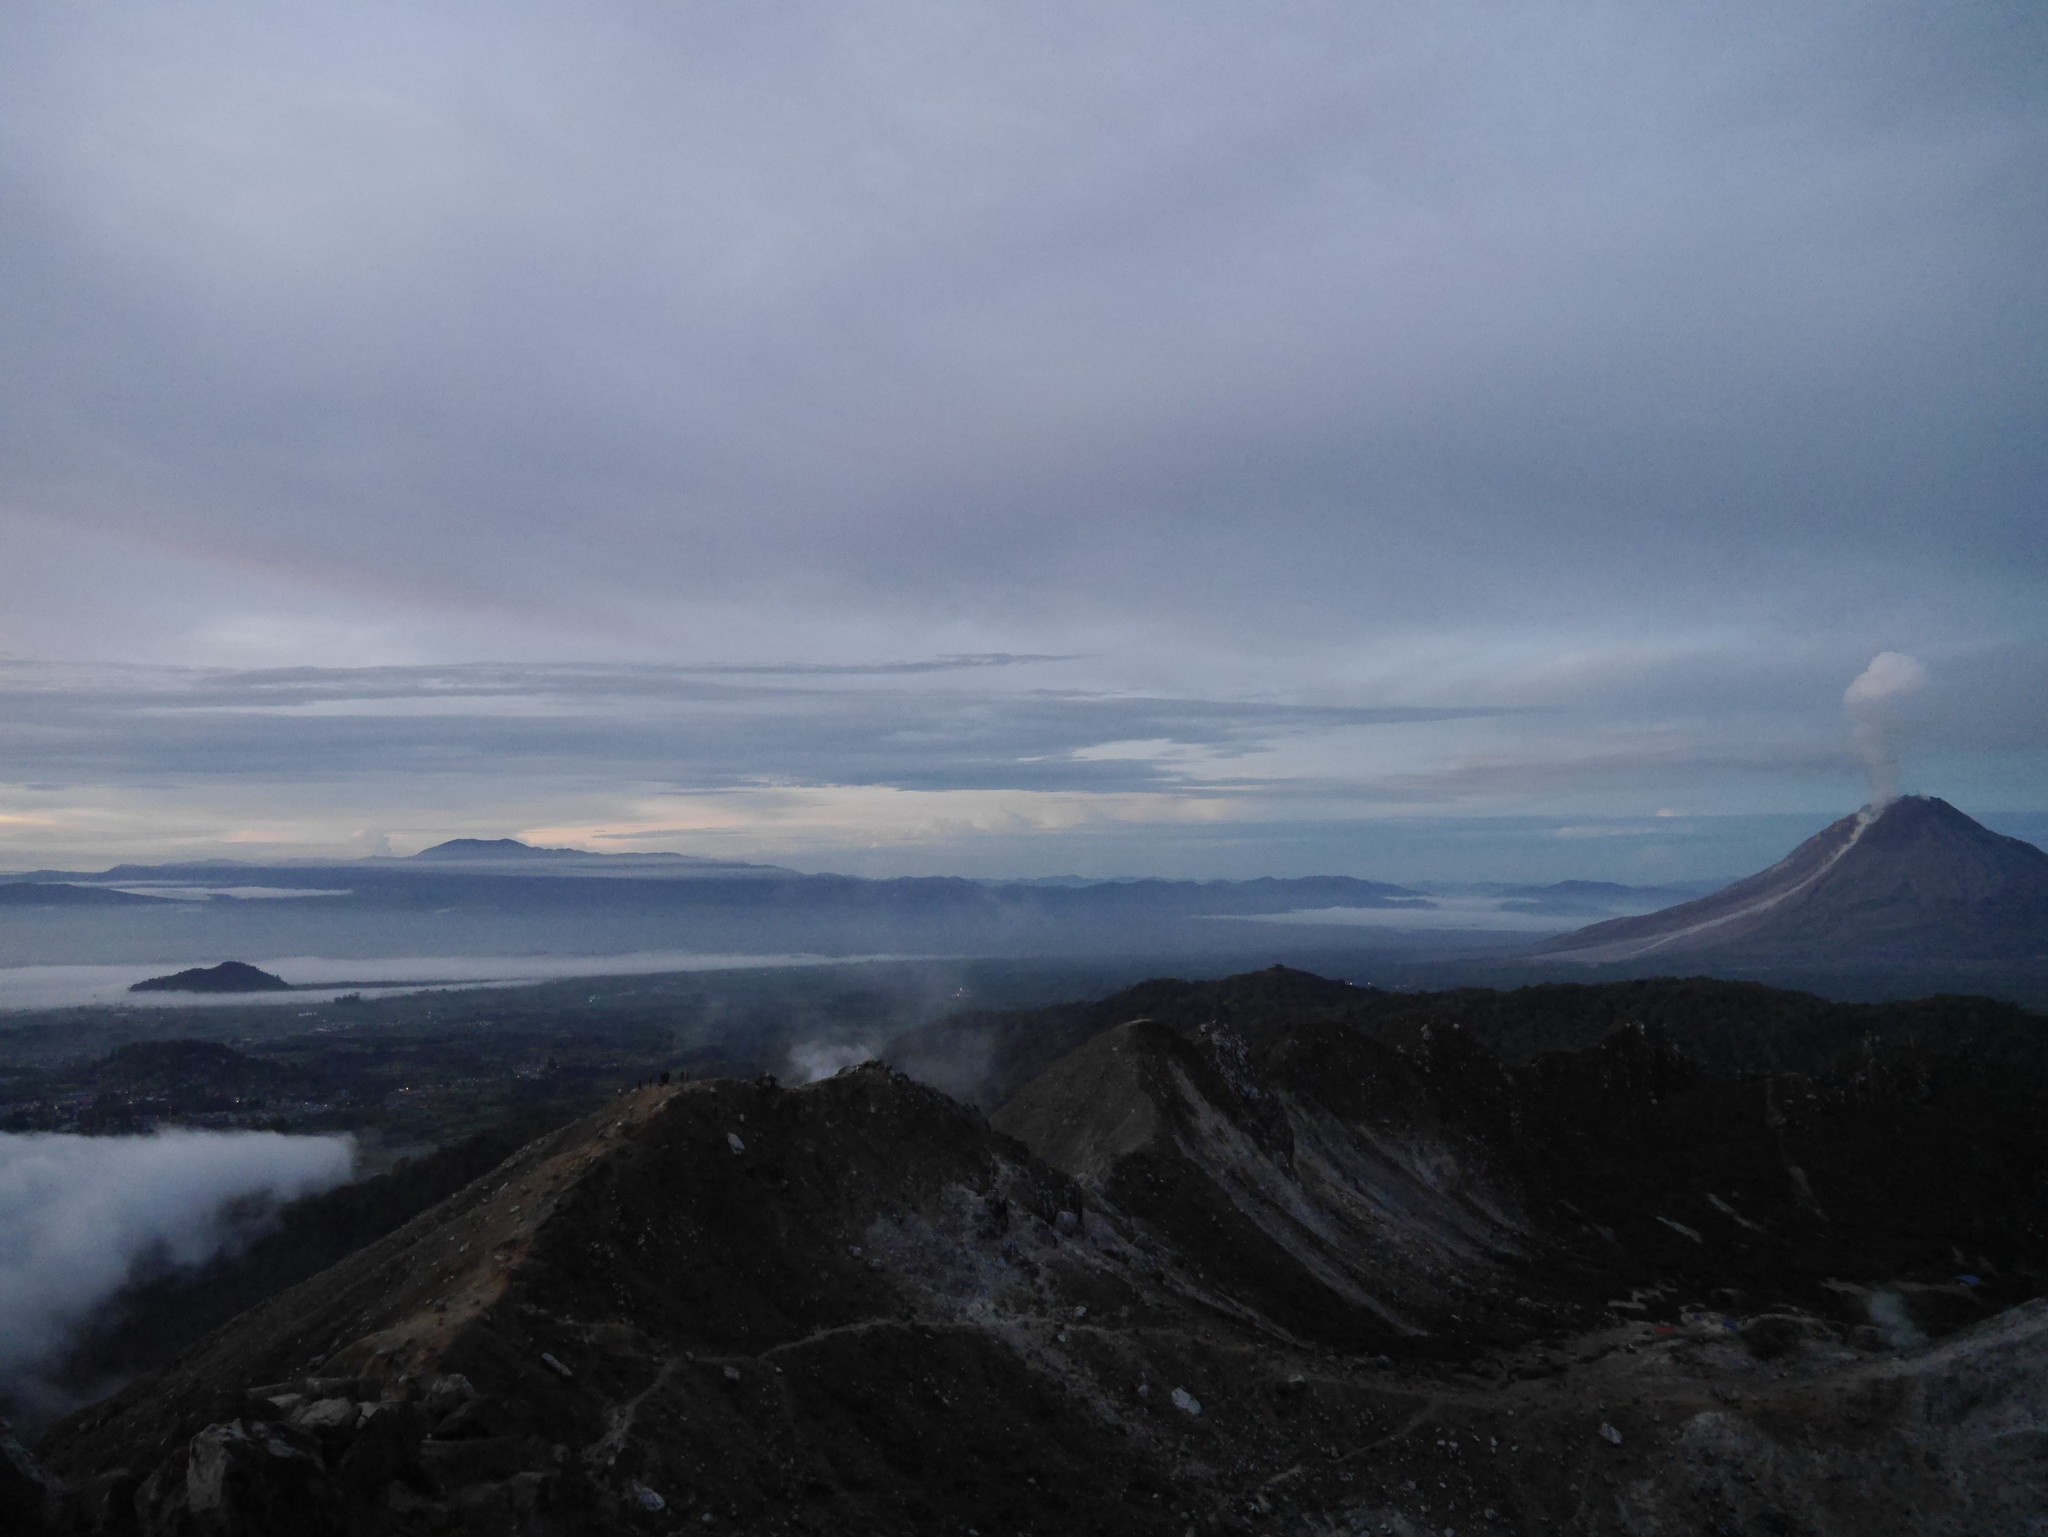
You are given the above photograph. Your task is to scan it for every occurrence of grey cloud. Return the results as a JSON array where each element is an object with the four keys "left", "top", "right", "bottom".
[
  {"left": 0, "top": 1, "right": 2041, "bottom": 654},
  {"left": 0, "top": 660, "right": 1524, "bottom": 794},
  {"left": 670, "top": 655, "right": 1084, "bottom": 676},
  {"left": 0, "top": 2, "right": 2041, "bottom": 863},
  {"left": 6, "top": 639, "right": 2042, "bottom": 833}
]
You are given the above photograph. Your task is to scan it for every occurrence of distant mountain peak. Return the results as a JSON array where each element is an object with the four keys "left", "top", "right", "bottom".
[
  {"left": 406, "top": 838, "right": 582, "bottom": 860},
  {"left": 1538, "top": 794, "right": 2048, "bottom": 965}
]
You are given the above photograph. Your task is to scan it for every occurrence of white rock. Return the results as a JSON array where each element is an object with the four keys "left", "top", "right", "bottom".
[
  {"left": 290, "top": 1397, "right": 357, "bottom": 1433},
  {"left": 1170, "top": 1387, "right": 1202, "bottom": 1416},
  {"left": 185, "top": 1423, "right": 250, "bottom": 1513},
  {"left": 424, "top": 1373, "right": 475, "bottom": 1408}
]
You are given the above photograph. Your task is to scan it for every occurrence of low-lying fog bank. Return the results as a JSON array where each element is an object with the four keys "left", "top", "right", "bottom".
[
  {"left": 0, "top": 1129, "right": 354, "bottom": 1426},
  {"left": 1238, "top": 897, "right": 1578, "bottom": 932}
]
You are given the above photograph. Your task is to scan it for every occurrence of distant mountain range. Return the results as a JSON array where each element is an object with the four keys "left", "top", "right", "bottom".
[
  {"left": 0, "top": 843, "right": 1479, "bottom": 964},
  {"left": 390, "top": 839, "right": 799, "bottom": 876},
  {"left": 7, "top": 812, "right": 2045, "bottom": 979}
]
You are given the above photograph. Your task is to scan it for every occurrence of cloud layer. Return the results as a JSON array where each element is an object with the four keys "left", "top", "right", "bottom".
[
  {"left": 0, "top": 1130, "right": 354, "bottom": 1413},
  {"left": 0, "top": 2, "right": 2043, "bottom": 872},
  {"left": 0, "top": 644, "right": 2040, "bottom": 879}
]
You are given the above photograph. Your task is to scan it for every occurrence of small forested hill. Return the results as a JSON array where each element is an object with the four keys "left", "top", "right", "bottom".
[{"left": 130, "top": 962, "right": 290, "bottom": 994}]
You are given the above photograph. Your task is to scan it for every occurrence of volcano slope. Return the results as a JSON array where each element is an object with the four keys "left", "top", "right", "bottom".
[
  {"left": 28, "top": 970, "right": 2048, "bottom": 1537},
  {"left": 1536, "top": 794, "right": 2048, "bottom": 966}
]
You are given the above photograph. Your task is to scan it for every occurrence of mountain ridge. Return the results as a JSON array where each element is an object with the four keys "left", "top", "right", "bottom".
[{"left": 28, "top": 967, "right": 2048, "bottom": 1535}]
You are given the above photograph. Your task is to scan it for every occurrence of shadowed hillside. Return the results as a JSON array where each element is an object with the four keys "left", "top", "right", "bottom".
[{"left": 18, "top": 967, "right": 2048, "bottom": 1535}]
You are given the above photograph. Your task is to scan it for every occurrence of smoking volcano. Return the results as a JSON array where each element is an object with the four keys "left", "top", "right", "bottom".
[{"left": 1537, "top": 795, "right": 2048, "bottom": 966}]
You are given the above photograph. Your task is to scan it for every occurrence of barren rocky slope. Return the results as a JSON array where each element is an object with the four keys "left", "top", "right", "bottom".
[
  {"left": 18, "top": 969, "right": 2048, "bottom": 1535},
  {"left": 1538, "top": 795, "right": 2048, "bottom": 965}
]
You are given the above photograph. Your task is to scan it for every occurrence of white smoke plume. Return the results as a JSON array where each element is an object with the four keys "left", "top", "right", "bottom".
[
  {"left": 1865, "top": 1289, "right": 1928, "bottom": 1350},
  {"left": 785, "top": 1040, "right": 876, "bottom": 1085},
  {"left": 1843, "top": 651, "right": 1928, "bottom": 808},
  {"left": 0, "top": 1130, "right": 353, "bottom": 1408}
]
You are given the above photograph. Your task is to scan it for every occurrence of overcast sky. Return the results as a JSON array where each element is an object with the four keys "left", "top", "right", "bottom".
[{"left": 2, "top": 1, "right": 2043, "bottom": 880}]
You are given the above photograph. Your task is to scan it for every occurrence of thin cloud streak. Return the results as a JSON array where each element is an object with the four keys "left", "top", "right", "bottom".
[{"left": 0, "top": 659, "right": 1526, "bottom": 790}]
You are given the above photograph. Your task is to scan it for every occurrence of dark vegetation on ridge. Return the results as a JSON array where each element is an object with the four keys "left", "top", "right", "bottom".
[{"left": 886, "top": 965, "right": 2048, "bottom": 1106}]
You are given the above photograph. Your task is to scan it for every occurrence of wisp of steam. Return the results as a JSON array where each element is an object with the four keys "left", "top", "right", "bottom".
[
  {"left": 786, "top": 1040, "right": 876, "bottom": 1085},
  {"left": 1844, "top": 651, "right": 1927, "bottom": 808},
  {"left": 0, "top": 1129, "right": 353, "bottom": 1414}
]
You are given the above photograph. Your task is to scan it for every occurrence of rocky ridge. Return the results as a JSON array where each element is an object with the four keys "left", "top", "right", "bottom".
[{"left": 22, "top": 968, "right": 2048, "bottom": 1535}]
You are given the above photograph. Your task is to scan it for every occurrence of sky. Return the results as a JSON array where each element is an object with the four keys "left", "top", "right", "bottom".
[{"left": 1, "top": 1, "right": 2044, "bottom": 882}]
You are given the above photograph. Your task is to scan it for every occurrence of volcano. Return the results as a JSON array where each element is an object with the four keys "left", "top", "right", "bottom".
[{"left": 1538, "top": 795, "right": 2048, "bottom": 965}]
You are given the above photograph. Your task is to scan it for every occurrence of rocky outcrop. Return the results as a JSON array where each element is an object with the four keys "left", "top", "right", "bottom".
[{"left": 992, "top": 1017, "right": 1532, "bottom": 1346}]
